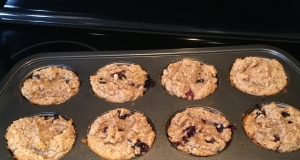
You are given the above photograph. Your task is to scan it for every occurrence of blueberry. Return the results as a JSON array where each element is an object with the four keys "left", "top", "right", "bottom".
[
  {"left": 144, "top": 75, "right": 156, "bottom": 88},
  {"left": 117, "top": 110, "right": 131, "bottom": 119},
  {"left": 215, "top": 123, "right": 224, "bottom": 133},
  {"left": 281, "top": 111, "right": 290, "bottom": 118},
  {"left": 182, "top": 136, "right": 189, "bottom": 143},
  {"left": 118, "top": 73, "right": 126, "bottom": 80},
  {"left": 133, "top": 140, "right": 149, "bottom": 155},
  {"left": 102, "top": 127, "right": 108, "bottom": 133},
  {"left": 184, "top": 126, "right": 196, "bottom": 137},
  {"left": 227, "top": 124, "right": 237, "bottom": 132},
  {"left": 185, "top": 90, "right": 194, "bottom": 100},
  {"left": 171, "top": 141, "right": 182, "bottom": 148},
  {"left": 274, "top": 135, "right": 280, "bottom": 142}
]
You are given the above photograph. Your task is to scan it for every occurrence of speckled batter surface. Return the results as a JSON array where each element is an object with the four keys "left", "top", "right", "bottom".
[
  {"left": 243, "top": 102, "right": 300, "bottom": 152},
  {"left": 87, "top": 108, "right": 155, "bottom": 160},
  {"left": 230, "top": 57, "right": 287, "bottom": 96},
  {"left": 5, "top": 115, "right": 76, "bottom": 160},
  {"left": 21, "top": 66, "right": 80, "bottom": 105},
  {"left": 167, "top": 107, "right": 234, "bottom": 156},
  {"left": 90, "top": 63, "right": 152, "bottom": 103},
  {"left": 161, "top": 58, "right": 218, "bottom": 100}
]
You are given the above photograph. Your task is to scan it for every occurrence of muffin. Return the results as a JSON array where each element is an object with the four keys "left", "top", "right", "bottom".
[
  {"left": 5, "top": 114, "right": 76, "bottom": 160},
  {"left": 21, "top": 66, "right": 80, "bottom": 105},
  {"left": 87, "top": 108, "right": 155, "bottom": 160},
  {"left": 90, "top": 63, "right": 155, "bottom": 103},
  {"left": 167, "top": 107, "right": 235, "bottom": 156},
  {"left": 161, "top": 58, "right": 218, "bottom": 100},
  {"left": 230, "top": 56, "right": 287, "bottom": 96},
  {"left": 243, "top": 102, "right": 300, "bottom": 152}
]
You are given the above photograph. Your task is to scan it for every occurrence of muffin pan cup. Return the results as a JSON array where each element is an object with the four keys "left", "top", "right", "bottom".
[
  {"left": 165, "top": 106, "right": 235, "bottom": 157},
  {"left": 1, "top": 45, "right": 300, "bottom": 160}
]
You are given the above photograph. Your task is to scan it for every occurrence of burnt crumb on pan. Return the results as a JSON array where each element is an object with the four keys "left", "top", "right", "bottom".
[
  {"left": 81, "top": 138, "right": 87, "bottom": 144},
  {"left": 281, "top": 111, "right": 290, "bottom": 118},
  {"left": 196, "top": 78, "right": 205, "bottom": 83}
]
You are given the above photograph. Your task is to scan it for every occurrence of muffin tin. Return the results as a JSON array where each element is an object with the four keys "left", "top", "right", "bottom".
[{"left": 0, "top": 45, "right": 300, "bottom": 160}]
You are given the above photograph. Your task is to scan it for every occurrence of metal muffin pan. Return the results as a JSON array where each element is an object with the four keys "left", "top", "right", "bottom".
[{"left": 0, "top": 45, "right": 300, "bottom": 160}]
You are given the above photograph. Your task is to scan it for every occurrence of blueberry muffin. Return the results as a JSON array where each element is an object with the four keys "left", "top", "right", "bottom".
[
  {"left": 243, "top": 102, "right": 300, "bottom": 152},
  {"left": 21, "top": 66, "right": 80, "bottom": 105},
  {"left": 161, "top": 58, "right": 218, "bottom": 100},
  {"left": 230, "top": 57, "right": 287, "bottom": 96},
  {"left": 87, "top": 108, "right": 155, "bottom": 160},
  {"left": 90, "top": 63, "right": 154, "bottom": 103},
  {"left": 5, "top": 115, "right": 76, "bottom": 160},
  {"left": 167, "top": 107, "right": 235, "bottom": 156}
]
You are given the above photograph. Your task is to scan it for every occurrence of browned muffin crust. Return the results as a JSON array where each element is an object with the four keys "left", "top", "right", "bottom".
[
  {"left": 168, "top": 107, "right": 234, "bottom": 156},
  {"left": 243, "top": 102, "right": 300, "bottom": 152},
  {"left": 5, "top": 115, "right": 76, "bottom": 160},
  {"left": 230, "top": 57, "right": 287, "bottom": 96},
  {"left": 87, "top": 108, "right": 155, "bottom": 160}
]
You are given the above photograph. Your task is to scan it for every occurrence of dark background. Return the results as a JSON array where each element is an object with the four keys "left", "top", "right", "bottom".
[{"left": 1, "top": 1, "right": 300, "bottom": 81}]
